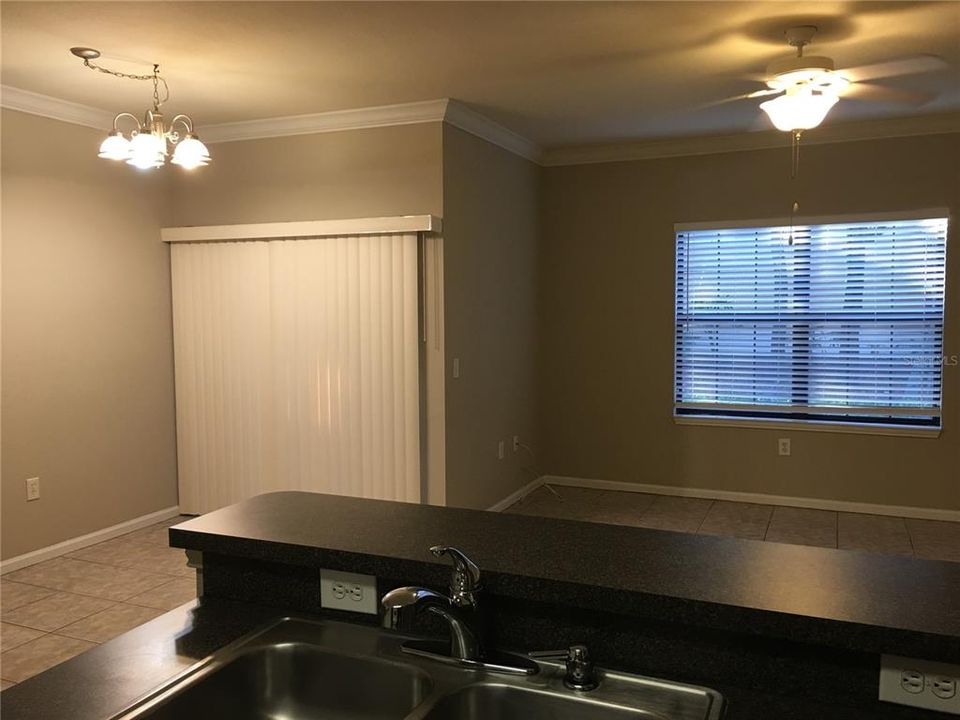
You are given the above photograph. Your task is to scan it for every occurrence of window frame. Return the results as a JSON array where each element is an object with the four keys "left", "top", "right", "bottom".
[{"left": 672, "top": 209, "right": 950, "bottom": 438}]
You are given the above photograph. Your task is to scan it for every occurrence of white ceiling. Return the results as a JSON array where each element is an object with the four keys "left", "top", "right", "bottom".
[{"left": 2, "top": 1, "right": 958, "bottom": 148}]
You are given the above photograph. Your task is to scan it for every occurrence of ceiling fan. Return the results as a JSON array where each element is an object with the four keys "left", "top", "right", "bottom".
[{"left": 730, "top": 25, "right": 946, "bottom": 133}]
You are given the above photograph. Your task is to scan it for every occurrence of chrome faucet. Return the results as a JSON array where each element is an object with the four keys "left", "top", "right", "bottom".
[
  {"left": 381, "top": 545, "right": 537, "bottom": 675},
  {"left": 381, "top": 545, "right": 483, "bottom": 661}
]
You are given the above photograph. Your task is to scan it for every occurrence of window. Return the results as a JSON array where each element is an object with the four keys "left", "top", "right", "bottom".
[{"left": 673, "top": 213, "right": 949, "bottom": 431}]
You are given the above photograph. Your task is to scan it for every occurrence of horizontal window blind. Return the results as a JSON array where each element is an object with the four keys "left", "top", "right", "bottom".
[{"left": 674, "top": 216, "right": 948, "bottom": 428}]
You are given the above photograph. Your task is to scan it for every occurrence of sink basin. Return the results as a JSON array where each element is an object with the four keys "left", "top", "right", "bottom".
[
  {"left": 120, "top": 642, "right": 431, "bottom": 720},
  {"left": 111, "top": 617, "right": 721, "bottom": 720},
  {"left": 419, "top": 684, "right": 664, "bottom": 719}
]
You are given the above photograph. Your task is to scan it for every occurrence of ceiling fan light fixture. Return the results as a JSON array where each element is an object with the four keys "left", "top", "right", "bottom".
[{"left": 760, "top": 88, "right": 839, "bottom": 132}]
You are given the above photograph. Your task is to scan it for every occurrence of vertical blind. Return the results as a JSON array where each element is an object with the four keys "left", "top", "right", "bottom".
[
  {"left": 674, "top": 215, "right": 949, "bottom": 427},
  {"left": 172, "top": 233, "right": 420, "bottom": 514}
]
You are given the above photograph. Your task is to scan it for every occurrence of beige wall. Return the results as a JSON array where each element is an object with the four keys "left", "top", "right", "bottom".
[
  {"left": 167, "top": 122, "right": 546, "bottom": 511},
  {"left": 171, "top": 122, "right": 541, "bottom": 511},
  {"left": 441, "top": 125, "right": 540, "bottom": 509},
  {"left": 1, "top": 109, "right": 178, "bottom": 558},
  {"left": 539, "top": 132, "right": 960, "bottom": 510},
  {"left": 5, "top": 105, "right": 953, "bottom": 565},
  {"left": 1, "top": 119, "right": 445, "bottom": 559},
  {"left": 168, "top": 124, "right": 443, "bottom": 225}
]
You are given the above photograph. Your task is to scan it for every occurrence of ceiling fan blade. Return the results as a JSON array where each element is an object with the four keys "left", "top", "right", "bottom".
[
  {"left": 747, "top": 88, "right": 782, "bottom": 99},
  {"left": 844, "top": 81, "right": 936, "bottom": 106},
  {"left": 695, "top": 88, "right": 779, "bottom": 110},
  {"left": 841, "top": 55, "right": 949, "bottom": 82}
]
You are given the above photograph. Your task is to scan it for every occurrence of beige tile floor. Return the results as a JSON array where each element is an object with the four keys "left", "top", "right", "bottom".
[
  {"left": 0, "top": 516, "right": 196, "bottom": 689},
  {"left": 506, "top": 485, "right": 960, "bottom": 563}
]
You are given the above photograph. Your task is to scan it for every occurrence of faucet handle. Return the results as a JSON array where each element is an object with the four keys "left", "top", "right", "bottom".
[{"left": 429, "top": 545, "right": 481, "bottom": 606}]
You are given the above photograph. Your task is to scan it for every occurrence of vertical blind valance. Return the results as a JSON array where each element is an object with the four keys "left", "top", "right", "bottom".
[{"left": 674, "top": 216, "right": 949, "bottom": 427}]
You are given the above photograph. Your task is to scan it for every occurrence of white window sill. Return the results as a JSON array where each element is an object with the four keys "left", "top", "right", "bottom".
[{"left": 673, "top": 415, "right": 942, "bottom": 439}]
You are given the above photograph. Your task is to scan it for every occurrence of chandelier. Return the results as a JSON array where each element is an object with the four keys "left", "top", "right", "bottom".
[{"left": 70, "top": 47, "right": 211, "bottom": 170}]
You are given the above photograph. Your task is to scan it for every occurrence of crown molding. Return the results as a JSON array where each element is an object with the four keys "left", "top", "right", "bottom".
[
  {"left": 199, "top": 98, "right": 543, "bottom": 162},
  {"left": 541, "top": 112, "right": 960, "bottom": 167},
  {"left": 0, "top": 86, "right": 542, "bottom": 162},
  {"left": 198, "top": 99, "right": 450, "bottom": 143},
  {"left": 443, "top": 100, "right": 542, "bottom": 162},
  {"left": 4, "top": 83, "right": 954, "bottom": 168},
  {"left": 1, "top": 85, "right": 114, "bottom": 129}
]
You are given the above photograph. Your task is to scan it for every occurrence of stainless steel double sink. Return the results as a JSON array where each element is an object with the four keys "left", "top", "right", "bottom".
[{"left": 112, "top": 617, "right": 723, "bottom": 720}]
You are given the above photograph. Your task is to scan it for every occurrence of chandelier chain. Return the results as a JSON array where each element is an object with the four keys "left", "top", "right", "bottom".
[{"left": 81, "top": 58, "right": 170, "bottom": 108}]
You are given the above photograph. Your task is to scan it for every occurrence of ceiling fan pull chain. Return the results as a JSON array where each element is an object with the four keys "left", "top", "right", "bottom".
[
  {"left": 788, "top": 130, "right": 802, "bottom": 246},
  {"left": 789, "top": 201, "right": 800, "bottom": 246},
  {"left": 791, "top": 129, "right": 802, "bottom": 180}
]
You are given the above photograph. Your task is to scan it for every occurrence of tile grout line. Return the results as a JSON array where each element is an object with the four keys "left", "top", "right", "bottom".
[
  {"left": 1, "top": 598, "right": 120, "bottom": 635},
  {"left": 693, "top": 501, "right": 715, "bottom": 533},
  {"left": 9, "top": 551, "right": 184, "bottom": 577},
  {"left": 1, "top": 577, "right": 174, "bottom": 606},
  {"left": 54, "top": 602, "right": 160, "bottom": 643},
  {"left": 635, "top": 494, "right": 660, "bottom": 524},
  {"left": 901, "top": 516, "right": 920, "bottom": 558},
  {"left": 59, "top": 553, "right": 191, "bottom": 579},
  {"left": 760, "top": 505, "right": 780, "bottom": 542},
  {"left": 0, "top": 626, "right": 50, "bottom": 654}
]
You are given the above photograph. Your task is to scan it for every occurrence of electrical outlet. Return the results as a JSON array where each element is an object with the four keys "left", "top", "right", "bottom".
[
  {"left": 778, "top": 438, "right": 791, "bottom": 456},
  {"left": 25, "top": 477, "right": 40, "bottom": 501},
  {"left": 452, "top": 358, "right": 461, "bottom": 379},
  {"left": 319, "top": 569, "right": 377, "bottom": 614},
  {"left": 880, "top": 655, "right": 960, "bottom": 714},
  {"left": 497, "top": 440, "right": 505, "bottom": 460}
]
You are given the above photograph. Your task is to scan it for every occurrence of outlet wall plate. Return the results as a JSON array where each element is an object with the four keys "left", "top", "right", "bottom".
[
  {"left": 319, "top": 569, "right": 377, "bottom": 615},
  {"left": 880, "top": 654, "right": 960, "bottom": 715}
]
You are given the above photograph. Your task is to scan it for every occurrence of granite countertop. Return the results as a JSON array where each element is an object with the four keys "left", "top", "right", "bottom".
[
  {"left": 169, "top": 491, "right": 960, "bottom": 658},
  {"left": 0, "top": 599, "right": 277, "bottom": 720}
]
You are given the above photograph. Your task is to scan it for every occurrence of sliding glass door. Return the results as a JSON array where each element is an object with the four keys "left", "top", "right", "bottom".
[{"left": 171, "top": 232, "right": 421, "bottom": 513}]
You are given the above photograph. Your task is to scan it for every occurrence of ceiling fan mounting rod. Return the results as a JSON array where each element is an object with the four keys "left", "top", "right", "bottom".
[{"left": 785, "top": 25, "right": 818, "bottom": 56}]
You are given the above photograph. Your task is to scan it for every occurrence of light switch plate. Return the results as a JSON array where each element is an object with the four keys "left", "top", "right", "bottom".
[
  {"left": 880, "top": 654, "right": 960, "bottom": 715},
  {"left": 319, "top": 569, "right": 377, "bottom": 615}
]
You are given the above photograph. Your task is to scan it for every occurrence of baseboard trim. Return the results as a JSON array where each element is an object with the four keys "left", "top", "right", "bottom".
[
  {"left": 486, "top": 477, "right": 545, "bottom": 512},
  {"left": 0, "top": 506, "right": 181, "bottom": 575},
  {"left": 541, "top": 475, "right": 960, "bottom": 523}
]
